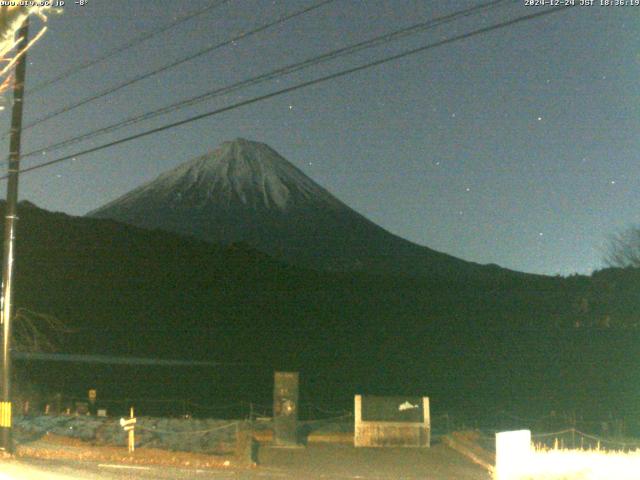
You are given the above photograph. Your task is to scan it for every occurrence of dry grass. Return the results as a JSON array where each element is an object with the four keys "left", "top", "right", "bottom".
[{"left": 496, "top": 445, "right": 640, "bottom": 480}]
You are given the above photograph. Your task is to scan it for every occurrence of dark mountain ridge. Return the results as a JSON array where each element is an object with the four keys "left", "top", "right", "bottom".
[{"left": 5, "top": 201, "right": 639, "bottom": 423}]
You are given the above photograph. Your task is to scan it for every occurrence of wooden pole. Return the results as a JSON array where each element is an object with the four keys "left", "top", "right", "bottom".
[{"left": 0, "top": 17, "right": 29, "bottom": 453}]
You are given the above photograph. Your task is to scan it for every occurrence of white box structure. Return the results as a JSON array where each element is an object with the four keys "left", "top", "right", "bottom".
[
  {"left": 495, "top": 429, "right": 532, "bottom": 480},
  {"left": 354, "top": 394, "right": 430, "bottom": 447}
]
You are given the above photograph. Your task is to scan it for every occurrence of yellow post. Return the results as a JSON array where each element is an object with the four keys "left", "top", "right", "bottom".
[{"left": 128, "top": 406, "right": 135, "bottom": 453}]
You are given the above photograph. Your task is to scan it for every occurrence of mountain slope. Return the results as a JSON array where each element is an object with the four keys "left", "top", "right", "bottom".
[{"left": 88, "top": 138, "right": 519, "bottom": 280}]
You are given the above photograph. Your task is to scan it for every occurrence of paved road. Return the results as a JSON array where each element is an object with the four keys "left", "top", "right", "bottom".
[
  {"left": 0, "top": 459, "right": 276, "bottom": 480},
  {"left": 0, "top": 459, "right": 240, "bottom": 480},
  {"left": 0, "top": 443, "right": 491, "bottom": 479}
]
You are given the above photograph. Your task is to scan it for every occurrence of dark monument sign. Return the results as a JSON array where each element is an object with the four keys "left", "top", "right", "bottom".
[{"left": 273, "top": 371, "right": 299, "bottom": 446}]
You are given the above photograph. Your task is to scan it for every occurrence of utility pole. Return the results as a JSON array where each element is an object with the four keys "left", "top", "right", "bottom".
[{"left": 0, "top": 17, "right": 29, "bottom": 452}]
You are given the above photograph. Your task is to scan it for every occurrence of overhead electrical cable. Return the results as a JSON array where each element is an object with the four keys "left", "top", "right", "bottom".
[
  {"left": 16, "top": 0, "right": 337, "bottom": 134},
  {"left": 13, "top": 352, "right": 258, "bottom": 367},
  {"left": 26, "top": 0, "right": 233, "bottom": 95},
  {"left": 20, "top": 0, "right": 509, "bottom": 159},
  {"left": 4, "top": 5, "right": 572, "bottom": 180}
]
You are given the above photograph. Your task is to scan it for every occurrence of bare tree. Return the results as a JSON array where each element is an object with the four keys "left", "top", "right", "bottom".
[
  {"left": 0, "top": 9, "right": 59, "bottom": 348},
  {"left": 12, "top": 308, "right": 73, "bottom": 352},
  {"left": 0, "top": 6, "right": 53, "bottom": 99},
  {"left": 604, "top": 226, "right": 640, "bottom": 268},
  {"left": 11, "top": 308, "right": 72, "bottom": 414}
]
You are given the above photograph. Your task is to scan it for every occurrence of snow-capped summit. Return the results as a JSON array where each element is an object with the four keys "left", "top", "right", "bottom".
[
  {"left": 89, "top": 138, "right": 508, "bottom": 278},
  {"left": 94, "top": 138, "right": 341, "bottom": 214},
  {"left": 143, "top": 138, "right": 343, "bottom": 211}
]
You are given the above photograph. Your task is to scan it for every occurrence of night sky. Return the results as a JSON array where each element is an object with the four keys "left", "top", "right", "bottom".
[{"left": 0, "top": 0, "right": 637, "bottom": 276}]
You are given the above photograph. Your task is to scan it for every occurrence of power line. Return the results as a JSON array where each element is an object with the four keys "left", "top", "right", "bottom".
[
  {"left": 20, "top": 0, "right": 509, "bottom": 160},
  {"left": 26, "top": 0, "right": 232, "bottom": 95},
  {"left": 4, "top": 5, "right": 572, "bottom": 180},
  {"left": 16, "top": 0, "right": 337, "bottom": 134},
  {"left": 13, "top": 352, "right": 258, "bottom": 367}
]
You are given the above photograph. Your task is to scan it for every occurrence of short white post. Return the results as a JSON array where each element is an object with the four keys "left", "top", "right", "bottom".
[
  {"left": 354, "top": 395, "right": 362, "bottom": 447},
  {"left": 422, "top": 397, "right": 430, "bottom": 447},
  {"left": 128, "top": 406, "right": 135, "bottom": 453}
]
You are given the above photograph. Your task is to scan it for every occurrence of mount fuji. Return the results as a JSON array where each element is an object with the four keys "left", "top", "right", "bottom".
[{"left": 88, "top": 138, "right": 514, "bottom": 279}]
